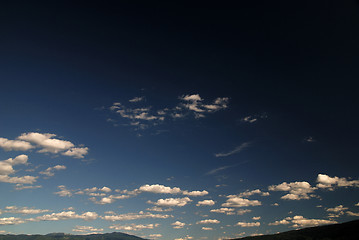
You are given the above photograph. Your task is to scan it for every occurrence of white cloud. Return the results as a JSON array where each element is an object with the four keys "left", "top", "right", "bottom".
[
  {"left": 62, "top": 147, "right": 89, "bottom": 159},
  {"left": 241, "top": 116, "right": 257, "bottom": 123},
  {"left": 139, "top": 184, "right": 181, "bottom": 194},
  {"left": 72, "top": 226, "right": 104, "bottom": 233},
  {"left": 202, "top": 227, "right": 213, "bottom": 230},
  {"left": 129, "top": 96, "right": 145, "bottom": 103},
  {"left": 222, "top": 196, "right": 261, "bottom": 208},
  {"left": 109, "top": 223, "right": 159, "bottom": 231},
  {"left": 102, "top": 211, "right": 172, "bottom": 221},
  {"left": 148, "top": 197, "right": 192, "bottom": 207},
  {"left": 210, "top": 208, "right": 236, "bottom": 215},
  {"left": 326, "top": 205, "right": 348, "bottom": 214},
  {"left": 4, "top": 154, "right": 29, "bottom": 166},
  {"left": 90, "top": 197, "right": 114, "bottom": 205},
  {"left": 149, "top": 234, "right": 162, "bottom": 238},
  {"left": 8, "top": 132, "right": 90, "bottom": 158},
  {"left": 236, "top": 221, "right": 260, "bottom": 227},
  {"left": 146, "top": 206, "right": 173, "bottom": 212},
  {"left": 355, "top": 202, "right": 359, "bottom": 206},
  {"left": 316, "top": 174, "right": 359, "bottom": 190},
  {"left": 175, "top": 235, "right": 193, "bottom": 240},
  {"left": 14, "top": 184, "right": 42, "bottom": 190},
  {"left": 54, "top": 185, "right": 72, "bottom": 197},
  {"left": 215, "top": 142, "right": 251, "bottom": 157},
  {"left": 196, "top": 200, "right": 215, "bottom": 206},
  {"left": 32, "top": 211, "right": 98, "bottom": 221},
  {"left": 181, "top": 94, "right": 203, "bottom": 102},
  {"left": 40, "top": 165, "right": 66, "bottom": 177},
  {"left": 252, "top": 217, "right": 261, "bottom": 220},
  {"left": 239, "top": 189, "right": 269, "bottom": 197},
  {"left": 4, "top": 206, "right": 50, "bottom": 215},
  {"left": 347, "top": 211, "right": 359, "bottom": 217},
  {"left": 0, "top": 175, "right": 37, "bottom": 184},
  {"left": 18, "top": 132, "right": 74, "bottom": 153},
  {"left": 100, "top": 186, "right": 112, "bottom": 192},
  {"left": 268, "top": 181, "right": 316, "bottom": 200},
  {"left": 0, "top": 138, "right": 34, "bottom": 151},
  {"left": 172, "top": 221, "right": 186, "bottom": 229},
  {"left": 0, "top": 217, "right": 25, "bottom": 225},
  {"left": 183, "top": 190, "right": 208, "bottom": 197},
  {"left": 269, "top": 216, "right": 337, "bottom": 228},
  {"left": 196, "top": 219, "right": 220, "bottom": 224}
]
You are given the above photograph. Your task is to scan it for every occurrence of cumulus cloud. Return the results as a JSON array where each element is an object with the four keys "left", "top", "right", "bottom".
[
  {"left": 129, "top": 96, "right": 145, "bottom": 103},
  {"left": 222, "top": 196, "right": 261, "bottom": 208},
  {"left": 196, "top": 219, "right": 220, "bottom": 224},
  {"left": 102, "top": 211, "right": 172, "bottom": 221},
  {"left": 18, "top": 133, "right": 74, "bottom": 153},
  {"left": 202, "top": 227, "right": 213, "bottom": 230},
  {"left": 269, "top": 216, "right": 337, "bottom": 228},
  {"left": 236, "top": 221, "right": 260, "bottom": 227},
  {"left": 183, "top": 190, "right": 208, "bottom": 197},
  {"left": 0, "top": 138, "right": 34, "bottom": 151},
  {"left": 196, "top": 200, "right": 215, "bottom": 206},
  {"left": 0, "top": 132, "right": 90, "bottom": 159},
  {"left": 146, "top": 206, "right": 173, "bottom": 212},
  {"left": 0, "top": 217, "right": 25, "bottom": 225},
  {"left": 139, "top": 184, "right": 181, "bottom": 194},
  {"left": 268, "top": 181, "right": 316, "bottom": 200},
  {"left": 241, "top": 116, "right": 257, "bottom": 123},
  {"left": 210, "top": 208, "right": 236, "bottom": 215},
  {"left": 215, "top": 142, "right": 251, "bottom": 157},
  {"left": 109, "top": 223, "right": 159, "bottom": 231},
  {"left": 40, "top": 165, "right": 66, "bottom": 177},
  {"left": 347, "top": 211, "right": 359, "bottom": 217},
  {"left": 316, "top": 174, "right": 359, "bottom": 190},
  {"left": 148, "top": 197, "right": 192, "bottom": 207},
  {"left": 31, "top": 211, "right": 98, "bottom": 221},
  {"left": 172, "top": 221, "right": 186, "bottom": 229},
  {"left": 62, "top": 147, "right": 89, "bottom": 159},
  {"left": 326, "top": 205, "right": 348, "bottom": 217},
  {"left": 4, "top": 206, "right": 50, "bottom": 215},
  {"left": 72, "top": 226, "right": 104, "bottom": 233},
  {"left": 54, "top": 185, "right": 72, "bottom": 197},
  {"left": 0, "top": 155, "right": 37, "bottom": 185},
  {"left": 239, "top": 189, "right": 269, "bottom": 197}
]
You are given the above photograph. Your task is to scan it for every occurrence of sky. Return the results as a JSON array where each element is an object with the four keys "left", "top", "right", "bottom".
[{"left": 0, "top": 1, "right": 359, "bottom": 240}]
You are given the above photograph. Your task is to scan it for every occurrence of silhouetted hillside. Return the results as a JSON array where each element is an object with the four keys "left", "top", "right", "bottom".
[
  {"left": 231, "top": 219, "right": 359, "bottom": 240},
  {"left": 0, "top": 232, "right": 147, "bottom": 240}
]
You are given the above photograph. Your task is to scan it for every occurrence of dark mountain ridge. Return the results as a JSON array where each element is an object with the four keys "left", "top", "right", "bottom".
[
  {"left": 230, "top": 219, "right": 359, "bottom": 240},
  {"left": 0, "top": 232, "right": 147, "bottom": 240}
]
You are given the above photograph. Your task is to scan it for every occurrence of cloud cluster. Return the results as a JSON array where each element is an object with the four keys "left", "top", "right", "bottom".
[
  {"left": 109, "top": 94, "right": 229, "bottom": 131},
  {"left": 239, "top": 189, "right": 269, "bottom": 197},
  {"left": 268, "top": 181, "right": 316, "bottom": 200},
  {"left": 0, "top": 133, "right": 89, "bottom": 159},
  {"left": 0, "top": 155, "right": 37, "bottom": 185}
]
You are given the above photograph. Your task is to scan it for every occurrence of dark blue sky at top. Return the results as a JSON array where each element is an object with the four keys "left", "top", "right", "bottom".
[{"left": 0, "top": 1, "right": 358, "bottom": 238}]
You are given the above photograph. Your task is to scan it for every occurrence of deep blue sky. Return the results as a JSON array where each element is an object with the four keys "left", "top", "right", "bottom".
[{"left": 0, "top": 1, "right": 358, "bottom": 239}]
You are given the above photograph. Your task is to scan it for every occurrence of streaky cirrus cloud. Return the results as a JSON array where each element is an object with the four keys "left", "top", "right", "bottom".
[{"left": 215, "top": 142, "right": 251, "bottom": 157}]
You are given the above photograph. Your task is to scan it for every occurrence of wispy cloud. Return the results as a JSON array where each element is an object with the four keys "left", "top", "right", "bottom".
[{"left": 215, "top": 142, "right": 251, "bottom": 157}]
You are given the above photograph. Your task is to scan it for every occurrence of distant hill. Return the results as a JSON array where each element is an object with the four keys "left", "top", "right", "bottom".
[
  {"left": 230, "top": 219, "right": 359, "bottom": 240},
  {"left": 0, "top": 232, "right": 147, "bottom": 240}
]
